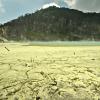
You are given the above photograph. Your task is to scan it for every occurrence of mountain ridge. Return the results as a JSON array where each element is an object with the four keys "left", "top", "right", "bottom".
[
  {"left": 42, "top": 2, "right": 60, "bottom": 9},
  {"left": 0, "top": 6, "right": 100, "bottom": 41}
]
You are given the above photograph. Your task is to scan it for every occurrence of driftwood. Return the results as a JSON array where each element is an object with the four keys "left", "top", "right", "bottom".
[{"left": 5, "top": 47, "right": 10, "bottom": 51}]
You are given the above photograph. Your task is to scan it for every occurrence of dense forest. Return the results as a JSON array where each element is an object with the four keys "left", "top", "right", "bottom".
[{"left": 0, "top": 6, "right": 100, "bottom": 41}]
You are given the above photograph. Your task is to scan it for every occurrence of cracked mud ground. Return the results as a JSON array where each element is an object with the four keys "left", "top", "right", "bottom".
[{"left": 0, "top": 43, "right": 100, "bottom": 100}]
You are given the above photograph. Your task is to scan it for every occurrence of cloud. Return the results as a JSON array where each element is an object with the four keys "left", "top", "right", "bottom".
[
  {"left": 63, "top": 0, "right": 76, "bottom": 7},
  {"left": 54, "top": 0, "right": 100, "bottom": 12},
  {"left": 0, "top": 0, "right": 5, "bottom": 15},
  {"left": 64, "top": 0, "right": 100, "bottom": 12},
  {"left": 72, "top": 0, "right": 100, "bottom": 12}
]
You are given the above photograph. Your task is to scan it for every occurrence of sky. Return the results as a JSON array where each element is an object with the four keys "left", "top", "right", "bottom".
[{"left": 0, "top": 0, "right": 100, "bottom": 24}]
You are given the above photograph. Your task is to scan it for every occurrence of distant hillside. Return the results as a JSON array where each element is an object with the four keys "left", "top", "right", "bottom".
[{"left": 0, "top": 6, "right": 100, "bottom": 41}]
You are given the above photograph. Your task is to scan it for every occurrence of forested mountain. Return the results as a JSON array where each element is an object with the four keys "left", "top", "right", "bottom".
[{"left": 0, "top": 6, "right": 100, "bottom": 41}]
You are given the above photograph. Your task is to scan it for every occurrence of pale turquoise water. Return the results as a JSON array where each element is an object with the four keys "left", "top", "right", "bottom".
[{"left": 28, "top": 41, "right": 100, "bottom": 46}]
